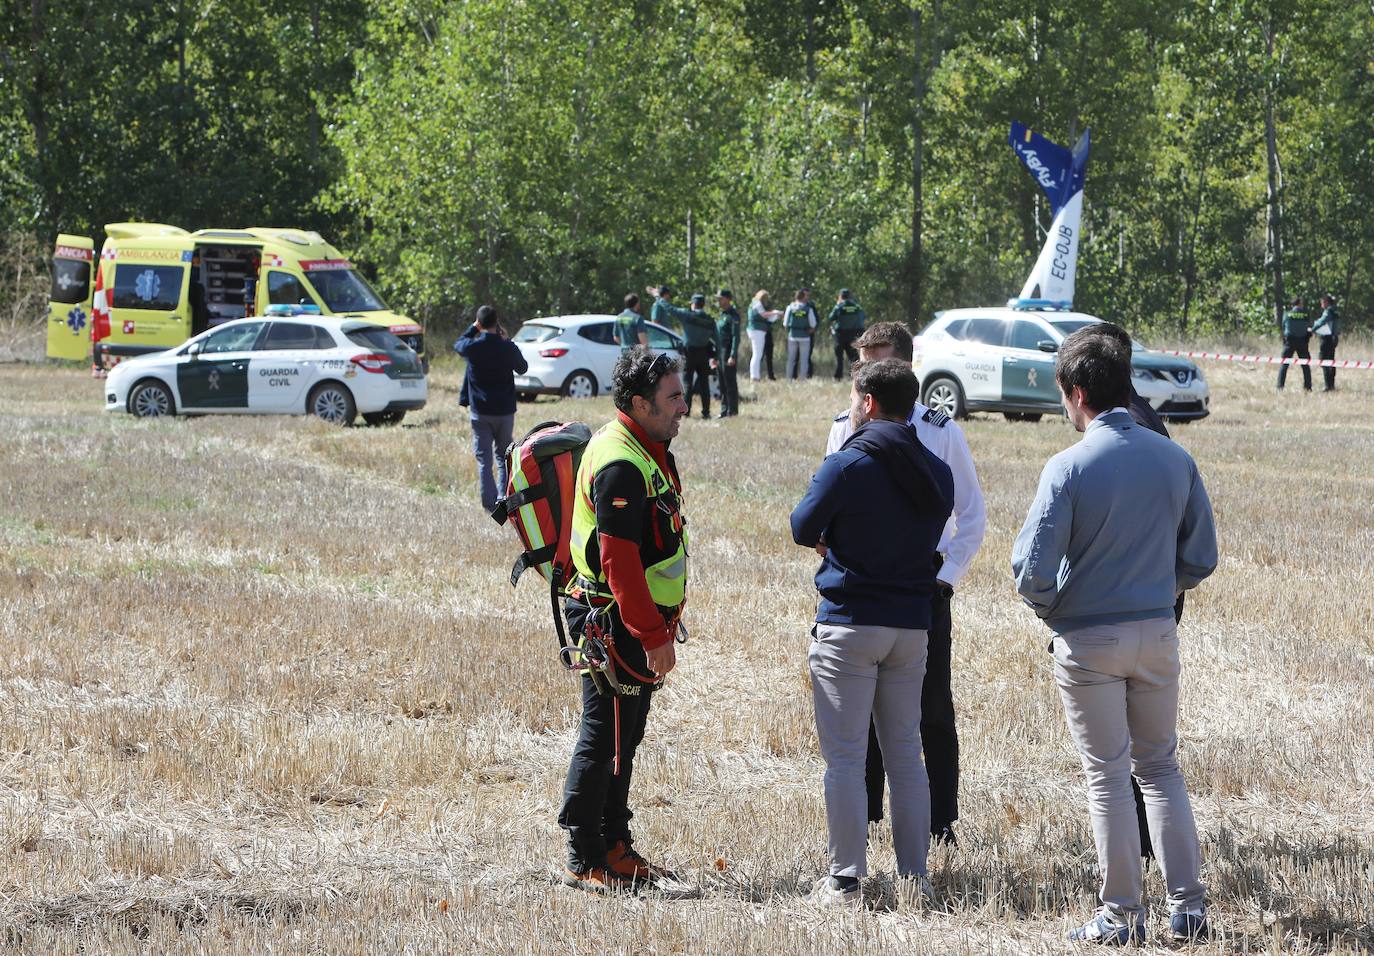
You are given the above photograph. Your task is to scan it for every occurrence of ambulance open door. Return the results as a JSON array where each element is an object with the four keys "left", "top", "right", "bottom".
[{"left": 46, "top": 235, "right": 94, "bottom": 361}]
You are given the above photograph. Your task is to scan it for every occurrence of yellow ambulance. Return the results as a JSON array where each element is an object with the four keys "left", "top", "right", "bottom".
[{"left": 46, "top": 224, "right": 426, "bottom": 368}]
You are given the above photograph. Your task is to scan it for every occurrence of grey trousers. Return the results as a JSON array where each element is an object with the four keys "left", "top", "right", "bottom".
[
  {"left": 471, "top": 412, "right": 515, "bottom": 513},
  {"left": 1053, "top": 617, "right": 1206, "bottom": 923},
  {"left": 786, "top": 337, "right": 811, "bottom": 379},
  {"left": 809, "top": 623, "right": 929, "bottom": 879}
]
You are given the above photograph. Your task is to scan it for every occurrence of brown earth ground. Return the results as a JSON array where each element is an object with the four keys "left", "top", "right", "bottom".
[{"left": 0, "top": 340, "right": 1370, "bottom": 953}]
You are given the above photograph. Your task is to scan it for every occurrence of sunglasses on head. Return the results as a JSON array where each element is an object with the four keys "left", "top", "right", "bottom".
[{"left": 649, "top": 351, "right": 674, "bottom": 376}]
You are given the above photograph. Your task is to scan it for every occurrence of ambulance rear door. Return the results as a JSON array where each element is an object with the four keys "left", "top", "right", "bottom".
[
  {"left": 108, "top": 250, "right": 192, "bottom": 357},
  {"left": 47, "top": 235, "right": 94, "bottom": 361}
]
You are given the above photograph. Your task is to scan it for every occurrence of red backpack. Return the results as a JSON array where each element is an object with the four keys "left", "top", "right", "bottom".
[{"left": 490, "top": 421, "right": 593, "bottom": 649}]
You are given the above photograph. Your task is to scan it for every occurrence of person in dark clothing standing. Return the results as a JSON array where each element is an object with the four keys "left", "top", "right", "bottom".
[
  {"left": 679, "top": 293, "right": 718, "bottom": 419},
  {"left": 791, "top": 358, "right": 954, "bottom": 907},
  {"left": 714, "top": 289, "right": 742, "bottom": 417},
  {"left": 1276, "top": 296, "right": 1312, "bottom": 391},
  {"left": 558, "top": 349, "right": 689, "bottom": 893},
  {"left": 827, "top": 289, "right": 867, "bottom": 381},
  {"left": 1313, "top": 293, "right": 1340, "bottom": 391},
  {"left": 453, "top": 305, "right": 528, "bottom": 513}
]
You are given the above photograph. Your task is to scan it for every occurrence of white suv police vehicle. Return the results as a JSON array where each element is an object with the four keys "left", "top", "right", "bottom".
[
  {"left": 104, "top": 311, "right": 427, "bottom": 425},
  {"left": 913, "top": 307, "right": 1209, "bottom": 422}
]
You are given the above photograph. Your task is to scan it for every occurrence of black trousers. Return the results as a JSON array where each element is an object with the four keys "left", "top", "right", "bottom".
[
  {"left": 865, "top": 581, "right": 958, "bottom": 832},
  {"left": 683, "top": 346, "right": 712, "bottom": 416},
  {"left": 558, "top": 603, "right": 656, "bottom": 871},
  {"left": 763, "top": 329, "right": 776, "bottom": 379},
  {"left": 718, "top": 362, "right": 739, "bottom": 416},
  {"left": 1277, "top": 335, "right": 1312, "bottom": 390},
  {"left": 1318, "top": 335, "right": 1338, "bottom": 390},
  {"left": 833, "top": 329, "right": 861, "bottom": 380}
]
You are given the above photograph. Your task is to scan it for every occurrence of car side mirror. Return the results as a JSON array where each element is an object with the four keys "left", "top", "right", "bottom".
[
  {"left": 187, "top": 341, "right": 204, "bottom": 359},
  {"left": 1037, "top": 340, "right": 1059, "bottom": 353}
]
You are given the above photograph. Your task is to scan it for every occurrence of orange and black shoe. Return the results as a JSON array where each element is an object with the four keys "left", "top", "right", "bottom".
[
  {"left": 559, "top": 865, "right": 632, "bottom": 894},
  {"left": 606, "top": 840, "right": 677, "bottom": 885}
]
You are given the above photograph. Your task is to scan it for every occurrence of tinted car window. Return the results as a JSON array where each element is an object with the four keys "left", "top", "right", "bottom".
[
  {"left": 201, "top": 322, "right": 265, "bottom": 354},
  {"left": 513, "top": 323, "right": 560, "bottom": 344},
  {"left": 112, "top": 264, "right": 185, "bottom": 311},
  {"left": 51, "top": 259, "right": 91, "bottom": 305},
  {"left": 961, "top": 318, "right": 1006, "bottom": 346},
  {"left": 267, "top": 271, "right": 313, "bottom": 306},
  {"left": 1009, "top": 320, "right": 1049, "bottom": 351},
  {"left": 262, "top": 322, "right": 329, "bottom": 350},
  {"left": 345, "top": 327, "right": 407, "bottom": 351},
  {"left": 577, "top": 323, "right": 617, "bottom": 345},
  {"left": 939, "top": 319, "right": 967, "bottom": 340},
  {"left": 646, "top": 325, "right": 680, "bottom": 350}
]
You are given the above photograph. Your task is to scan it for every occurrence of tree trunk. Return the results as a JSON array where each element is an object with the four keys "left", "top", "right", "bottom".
[
  {"left": 1263, "top": 17, "right": 1286, "bottom": 329},
  {"left": 1180, "top": 164, "right": 1208, "bottom": 335},
  {"left": 309, "top": 0, "right": 322, "bottom": 159},
  {"left": 28, "top": 0, "right": 52, "bottom": 231},
  {"left": 686, "top": 208, "right": 695, "bottom": 283},
  {"left": 906, "top": 4, "right": 924, "bottom": 324}
]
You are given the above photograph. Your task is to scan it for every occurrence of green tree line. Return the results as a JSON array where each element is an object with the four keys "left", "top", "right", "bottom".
[{"left": 3, "top": 0, "right": 1371, "bottom": 338}]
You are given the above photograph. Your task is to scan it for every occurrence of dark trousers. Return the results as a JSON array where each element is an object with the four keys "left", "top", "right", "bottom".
[
  {"left": 683, "top": 346, "right": 712, "bottom": 416},
  {"left": 1318, "top": 335, "right": 1338, "bottom": 390},
  {"left": 558, "top": 604, "right": 656, "bottom": 871},
  {"left": 865, "top": 582, "right": 957, "bottom": 832},
  {"left": 718, "top": 362, "right": 739, "bottom": 416},
  {"left": 763, "top": 329, "right": 776, "bottom": 380},
  {"left": 833, "top": 329, "right": 861, "bottom": 380},
  {"left": 1277, "top": 335, "right": 1312, "bottom": 390}
]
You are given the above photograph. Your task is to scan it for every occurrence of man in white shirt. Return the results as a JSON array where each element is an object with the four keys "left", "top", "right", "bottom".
[{"left": 824, "top": 321, "right": 986, "bottom": 844}]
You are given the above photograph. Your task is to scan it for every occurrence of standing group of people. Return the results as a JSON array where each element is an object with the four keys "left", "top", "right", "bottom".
[
  {"left": 553, "top": 321, "right": 1219, "bottom": 947},
  {"left": 747, "top": 287, "right": 867, "bottom": 382},
  {"left": 1277, "top": 293, "right": 1341, "bottom": 392}
]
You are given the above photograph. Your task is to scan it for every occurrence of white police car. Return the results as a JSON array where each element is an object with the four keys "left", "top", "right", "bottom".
[
  {"left": 104, "top": 311, "right": 427, "bottom": 425},
  {"left": 913, "top": 307, "right": 1209, "bottom": 422}
]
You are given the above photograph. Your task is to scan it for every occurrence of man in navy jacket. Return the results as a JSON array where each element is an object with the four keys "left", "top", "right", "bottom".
[
  {"left": 790, "top": 358, "right": 953, "bottom": 907},
  {"left": 454, "top": 305, "right": 528, "bottom": 512}
]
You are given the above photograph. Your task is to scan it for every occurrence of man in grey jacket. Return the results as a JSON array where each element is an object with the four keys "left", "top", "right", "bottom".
[{"left": 1012, "top": 325, "right": 1218, "bottom": 946}]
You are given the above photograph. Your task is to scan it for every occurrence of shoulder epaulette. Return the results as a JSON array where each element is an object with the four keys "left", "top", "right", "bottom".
[
  {"left": 921, "top": 408, "right": 950, "bottom": 428},
  {"left": 833, "top": 411, "right": 850, "bottom": 423}
]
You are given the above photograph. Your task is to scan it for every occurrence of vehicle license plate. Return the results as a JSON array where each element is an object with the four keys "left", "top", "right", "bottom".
[
  {"left": 1171, "top": 392, "right": 1192, "bottom": 403},
  {"left": 400, "top": 379, "right": 418, "bottom": 389}
]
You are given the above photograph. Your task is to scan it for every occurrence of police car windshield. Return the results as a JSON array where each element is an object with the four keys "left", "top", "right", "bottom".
[
  {"left": 304, "top": 269, "right": 386, "bottom": 313},
  {"left": 1050, "top": 319, "right": 1144, "bottom": 351}
]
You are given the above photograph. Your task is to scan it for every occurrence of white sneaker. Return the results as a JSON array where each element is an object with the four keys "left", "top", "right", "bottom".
[{"left": 808, "top": 875, "right": 862, "bottom": 908}]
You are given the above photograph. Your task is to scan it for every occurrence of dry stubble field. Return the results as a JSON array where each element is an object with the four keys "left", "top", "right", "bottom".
[{"left": 0, "top": 346, "right": 1371, "bottom": 954}]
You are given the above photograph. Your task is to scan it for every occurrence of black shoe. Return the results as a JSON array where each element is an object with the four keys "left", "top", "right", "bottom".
[
  {"left": 700, "top": 411, "right": 711, "bottom": 419},
  {"left": 931, "top": 825, "right": 958, "bottom": 848}
]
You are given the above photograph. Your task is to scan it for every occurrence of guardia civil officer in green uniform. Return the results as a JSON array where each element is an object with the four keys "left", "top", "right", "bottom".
[
  {"left": 1276, "top": 296, "right": 1312, "bottom": 391},
  {"left": 615, "top": 293, "right": 648, "bottom": 352},
  {"left": 558, "top": 348, "right": 689, "bottom": 893},
  {"left": 1313, "top": 293, "right": 1340, "bottom": 391},
  {"left": 827, "top": 289, "right": 867, "bottom": 381},
  {"left": 672, "top": 291, "right": 720, "bottom": 418},
  {"left": 714, "top": 289, "right": 742, "bottom": 417}
]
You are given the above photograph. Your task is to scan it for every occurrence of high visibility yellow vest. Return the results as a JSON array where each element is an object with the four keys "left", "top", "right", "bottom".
[{"left": 570, "top": 419, "right": 687, "bottom": 610}]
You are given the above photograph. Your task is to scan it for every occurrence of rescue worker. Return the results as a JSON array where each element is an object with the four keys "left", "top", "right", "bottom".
[
  {"left": 784, "top": 288, "right": 818, "bottom": 379},
  {"left": 827, "top": 289, "right": 867, "bottom": 381},
  {"left": 559, "top": 348, "right": 689, "bottom": 893},
  {"left": 714, "top": 289, "right": 742, "bottom": 417},
  {"left": 615, "top": 293, "right": 649, "bottom": 352},
  {"left": 1313, "top": 293, "right": 1340, "bottom": 391},
  {"left": 649, "top": 285, "right": 715, "bottom": 418},
  {"left": 825, "top": 322, "right": 986, "bottom": 846},
  {"left": 1276, "top": 296, "right": 1312, "bottom": 391},
  {"left": 747, "top": 290, "right": 783, "bottom": 381}
]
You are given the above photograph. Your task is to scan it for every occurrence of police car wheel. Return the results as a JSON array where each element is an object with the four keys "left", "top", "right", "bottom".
[
  {"left": 129, "top": 380, "right": 175, "bottom": 418},
  {"left": 309, "top": 383, "right": 357, "bottom": 425},
  {"left": 362, "top": 410, "right": 406, "bottom": 426},
  {"left": 561, "top": 370, "right": 598, "bottom": 399},
  {"left": 1003, "top": 412, "right": 1043, "bottom": 423},
  {"left": 921, "top": 376, "right": 965, "bottom": 420}
]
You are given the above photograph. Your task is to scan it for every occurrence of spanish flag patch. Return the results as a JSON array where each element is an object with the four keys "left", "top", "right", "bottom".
[{"left": 611, "top": 497, "right": 629, "bottom": 509}]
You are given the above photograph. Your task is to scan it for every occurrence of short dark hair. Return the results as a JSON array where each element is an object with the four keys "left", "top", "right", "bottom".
[
  {"left": 796, "top": 288, "right": 808, "bottom": 299},
  {"left": 475, "top": 304, "right": 498, "bottom": 329},
  {"left": 613, "top": 347, "right": 680, "bottom": 414},
  {"left": 1078, "top": 320, "right": 1133, "bottom": 359},
  {"left": 1291, "top": 296, "right": 1304, "bottom": 307},
  {"left": 854, "top": 322, "right": 914, "bottom": 362},
  {"left": 624, "top": 293, "right": 639, "bottom": 310},
  {"left": 1056, "top": 326, "right": 1131, "bottom": 411},
  {"left": 852, "top": 358, "right": 919, "bottom": 421}
]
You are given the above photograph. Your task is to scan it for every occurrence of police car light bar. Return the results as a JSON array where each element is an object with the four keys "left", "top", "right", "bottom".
[{"left": 1007, "top": 297, "right": 1073, "bottom": 311}]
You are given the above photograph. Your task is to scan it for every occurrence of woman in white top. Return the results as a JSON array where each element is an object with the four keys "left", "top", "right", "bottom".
[{"left": 747, "top": 290, "right": 783, "bottom": 381}]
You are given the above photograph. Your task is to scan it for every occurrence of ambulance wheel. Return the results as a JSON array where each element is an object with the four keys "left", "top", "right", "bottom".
[
  {"left": 362, "top": 410, "right": 406, "bottom": 426},
  {"left": 921, "top": 376, "right": 965, "bottom": 420},
  {"left": 561, "top": 369, "right": 597, "bottom": 399},
  {"left": 309, "top": 382, "right": 356, "bottom": 425},
  {"left": 1003, "top": 412, "right": 1043, "bottom": 422},
  {"left": 129, "top": 380, "right": 176, "bottom": 418}
]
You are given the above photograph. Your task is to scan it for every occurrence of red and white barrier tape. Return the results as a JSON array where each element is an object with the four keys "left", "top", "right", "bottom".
[{"left": 1157, "top": 349, "right": 1374, "bottom": 370}]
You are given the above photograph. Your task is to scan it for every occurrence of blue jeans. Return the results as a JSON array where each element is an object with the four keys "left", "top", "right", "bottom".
[{"left": 471, "top": 413, "right": 515, "bottom": 512}]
